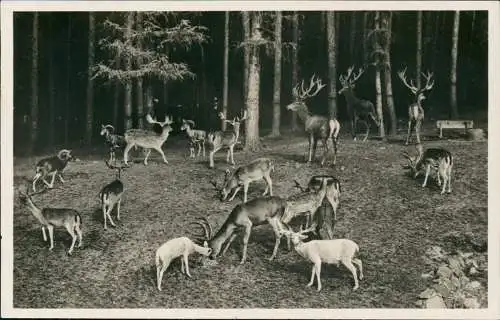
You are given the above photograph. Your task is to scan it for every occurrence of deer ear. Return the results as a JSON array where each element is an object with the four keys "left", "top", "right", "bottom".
[{"left": 203, "top": 241, "right": 208, "bottom": 247}]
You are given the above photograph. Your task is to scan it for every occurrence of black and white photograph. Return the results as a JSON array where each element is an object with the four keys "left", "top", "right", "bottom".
[{"left": 1, "top": 1, "right": 499, "bottom": 318}]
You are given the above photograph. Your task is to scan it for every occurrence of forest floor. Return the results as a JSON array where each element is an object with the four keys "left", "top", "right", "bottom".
[{"left": 11, "top": 127, "right": 488, "bottom": 308}]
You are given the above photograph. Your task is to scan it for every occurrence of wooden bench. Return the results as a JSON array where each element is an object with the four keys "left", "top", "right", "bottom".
[{"left": 436, "top": 120, "right": 474, "bottom": 138}]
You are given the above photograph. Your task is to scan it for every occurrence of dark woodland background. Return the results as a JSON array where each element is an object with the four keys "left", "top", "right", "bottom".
[{"left": 13, "top": 11, "right": 488, "bottom": 155}]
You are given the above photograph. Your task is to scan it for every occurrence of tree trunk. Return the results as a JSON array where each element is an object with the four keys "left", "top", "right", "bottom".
[
  {"left": 222, "top": 11, "right": 229, "bottom": 131},
  {"left": 48, "top": 16, "right": 55, "bottom": 146},
  {"left": 362, "top": 11, "right": 369, "bottom": 65},
  {"left": 382, "top": 12, "right": 396, "bottom": 135},
  {"left": 450, "top": 11, "right": 460, "bottom": 119},
  {"left": 113, "top": 57, "right": 120, "bottom": 127},
  {"left": 326, "top": 11, "right": 337, "bottom": 119},
  {"left": 124, "top": 12, "right": 134, "bottom": 130},
  {"left": 431, "top": 12, "right": 440, "bottom": 73},
  {"left": 30, "top": 12, "right": 39, "bottom": 154},
  {"left": 374, "top": 12, "right": 385, "bottom": 139},
  {"left": 244, "top": 12, "right": 262, "bottom": 152},
  {"left": 416, "top": 11, "right": 423, "bottom": 88},
  {"left": 291, "top": 11, "right": 299, "bottom": 131},
  {"left": 65, "top": 15, "right": 71, "bottom": 144},
  {"left": 242, "top": 12, "right": 250, "bottom": 109},
  {"left": 350, "top": 12, "right": 357, "bottom": 64},
  {"left": 146, "top": 83, "right": 153, "bottom": 114},
  {"left": 271, "top": 11, "right": 282, "bottom": 136},
  {"left": 85, "top": 12, "right": 95, "bottom": 145},
  {"left": 136, "top": 12, "right": 144, "bottom": 128}
]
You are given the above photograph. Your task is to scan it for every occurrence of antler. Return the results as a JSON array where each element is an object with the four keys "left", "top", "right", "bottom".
[
  {"left": 193, "top": 217, "right": 213, "bottom": 240},
  {"left": 397, "top": 68, "right": 419, "bottom": 95},
  {"left": 339, "top": 66, "right": 364, "bottom": 88},
  {"left": 146, "top": 114, "right": 173, "bottom": 127},
  {"left": 293, "top": 74, "right": 326, "bottom": 100},
  {"left": 420, "top": 71, "right": 435, "bottom": 92},
  {"left": 101, "top": 124, "right": 115, "bottom": 133},
  {"left": 235, "top": 110, "right": 247, "bottom": 123},
  {"left": 183, "top": 119, "right": 196, "bottom": 127}
]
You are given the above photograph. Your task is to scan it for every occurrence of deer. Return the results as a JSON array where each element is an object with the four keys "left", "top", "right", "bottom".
[
  {"left": 123, "top": 114, "right": 174, "bottom": 166},
  {"left": 180, "top": 119, "right": 207, "bottom": 158},
  {"left": 402, "top": 143, "right": 453, "bottom": 194},
  {"left": 293, "top": 175, "right": 341, "bottom": 240},
  {"left": 338, "top": 66, "right": 380, "bottom": 142},
  {"left": 99, "top": 160, "right": 128, "bottom": 230},
  {"left": 211, "top": 157, "right": 274, "bottom": 203},
  {"left": 155, "top": 236, "right": 212, "bottom": 291},
  {"left": 193, "top": 196, "right": 290, "bottom": 264},
  {"left": 32, "top": 149, "right": 74, "bottom": 192},
  {"left": 207, "top": 110, "right": 247, "bottom": 168},
  {"left": 397, "top": 67, "right": 435, "bottom": 145},
  {"left": 286, "top": 75, "right": 340, "bottom": 166},
  {"left": 280, "top": 225, "right": 363, "bottom": 292},
  {"left": 100, "top": 124, "right": 127, "bottom": 162},
  {"left": 18, "top": 186, "right": 83, "bottom": 255}
]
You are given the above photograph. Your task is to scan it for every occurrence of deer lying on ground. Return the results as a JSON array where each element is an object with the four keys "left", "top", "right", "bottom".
[
  {"left": 180, "top": 119, "right": 207, "bottom": 158},
  {"left": 280, "top": 225, "right": 363, "bottom": 292},
  {"left": 32, "top": 149, "right": 74, "bottom": 192},
  {"left": 286, "top": 75, "right": 340, "bottom": 166},
  {"left": 293, "top": 175, "right": 341, "bottom": 239},
  {"left": 338, "top": 66, "right": 380, "bottom": 141},
  {"left": 207, "top": 110, "right": 247, "bottom": 168},
  {"left": 402, "top": 143, "right": 453, "bottom": 194},
  {"left": 100, "top": 124, "right": 128, "bottom": 162},
  {"left": 155, "top": 237, "right": 212, "bottom": 291},
  {"left": 123, "top": 114, "right": 173, "bottom": 166},
  {"left": 99, "top": 160, "right": 128, "bottom": 229},
  {"left": 397, "top": 68, "right": 435, "bottom": 145},
  {"left": 211, "top": 157, "right": 274, "bottom": 203},
  {"left": 194, "top": 196, "right": 289, "bottom": 264},
  {"left": 18, "top": 186, "right": 83, "bottom": 255}
]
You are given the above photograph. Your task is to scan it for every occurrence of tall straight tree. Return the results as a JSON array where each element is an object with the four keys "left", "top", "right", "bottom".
[
  {"left": 245, "top": 12, "right": 263, "bottom": 151},
  {"left": 222, "top": 11, "right": 229, "bottom": 131},
  {"left": 381, "top": 11, "right": 396, "bottom": 135},
  {"left": 65, "top": 15, "right": 71, "bottom": 143},
  {"left": 271, "top": 11, "right": 282, "bottom": 136},
  {"left": 291, "top": 11, "right": 299, "bottom": 131},
  {"left": 48, "top": 16, "right": 55, "bottom": 146},
  {"left": 326, "top": 11, "right": 337, "bottom": 118},
  {"left": 124, "top": 12, "right": 134, "bottom": 130},
  {"left": 373, "top": 11, "right": 385, "bottom": 139},
  {"left": 450, "top": 10, "right": 460, "bottom": 119},
  {"left": 30, "top": 12, "right": 39, "bottom": 154},
  {"left": 242, "top": 12, "right": 250, "bottom": 105},
  {"left": 416, "top": 11, "right": 423, "bottom": 88},
  {"left": 113, "top": 57, "right": 120, "bottom": 127},
  {"left": 86, "top": 12, "right": 95, "bottom": 145},
  {"left": 350, "top": 12, "right": 357, "bottom": 63},
  {"left": 135, "top": 12, "right": 144, "bottom": 128}
]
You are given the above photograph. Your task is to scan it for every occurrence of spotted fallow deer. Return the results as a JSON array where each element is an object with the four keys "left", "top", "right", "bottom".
[
  {"left": 338, "top": 66, "right": 380, "bottom": 142},
  {"left": 286, "top": 75, "right": 340, "bottom": 166},
  {"left": 397, "top": 68, "right": 435, "bottom": 145}
]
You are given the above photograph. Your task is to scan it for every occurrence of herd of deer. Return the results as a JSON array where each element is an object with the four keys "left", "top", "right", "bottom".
[{"left": 17, "top": 65, "right": 454, "bottom": 294}]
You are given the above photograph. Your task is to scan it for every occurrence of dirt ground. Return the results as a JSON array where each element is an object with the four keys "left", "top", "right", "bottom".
[{"left": 11, "top": 130, "right": 487, "bottom": 308}]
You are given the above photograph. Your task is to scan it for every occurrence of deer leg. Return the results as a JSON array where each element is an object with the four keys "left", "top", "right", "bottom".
[
  {"left": 342, "top": 259, "right": 360, "bottom": 290},
  {"left": 363, "top": 121, "right": 370, "bottom": 142},
  {"left": 227, "top": 186, "right": 241, "bottom": 202},
  {"left": 405, "top": 120, "right": 413, "bottom": 145},
  {"left": 65, "top": 224, "right": 77, "bottom": 255},
  {"left": 242, "top": 182, "right": 250, "bottom": 203},
  {"left": 221, "top": 231, "right": 238, "bottom": 256},
  {"left": 116, "top": 198, "right": 121, "bottom": 221},
  {"left": 263, "top": 174, "right": 273, "bottom": 196},
  {"left": 312, "top": 138, "right": 318, "bottom": 162},
  {"left": 58, "top": 172, "right": 65, "bottom": 183},
  {"left": 157, "top": 259, "right": 171, "bottom": 291},
  {"left": 307, "top": 135, "right": 314, "bottom": 163},
  {"left": 422, "top": 164, "right": 431, "bottom": 188},
  {"left": 47, "top": 225, "right": 55, "bottom": 251},
  {"left": 197, "top": 142, "right": 202, "bottom": 157},
  {"left": 47, "top": 171, "right": 57, "bottom": 188},
  {"left": 155, "top": 147, "right": 169, "bottom": 164},
  {"left": 75, "top": 223, "right": 83, "bottom": 248},
  {"left": 180, "top": 256, "right": 185, "bottom": 274},
  {"left": 202, "top": 141, "right": 206, "bottom": 157},
  {"left": 239, "top": 221, "right": 253, "bottom": 264},
  {"left": 183, "top": 254, "right": 192, "bottom": 278},
  {"left": 42, "top": 226, "right": 47, "bottom": 241},
  {"left": 447, "top": 165, "right": 453, "bottom": 193},
  {"left": 103, "top": 204, "right": 108, "bottom": 230},
  {"left": 353, "top": 258, "right": 364, "bottom": 280},
  {"left": 209, "top": 150, "right": 216, "bottom": 168},
  {"left": 229, "top": 145, "right": 235, "bottom": 165},
  {"left": 320, "top": 138, "right": 330, "bottom": 167},
  {"left": 267, "top": 218, "right": 282, "bottom": 261},
  {"left": 123, "top": 144, "right": 133, "bottom": 165},
  {"left": 307, "top": 264, "right": 317, "bottom": 287},
  {"left": 32, "top": 173, "right": 42, "bottom": 192},
  {"left": 415, "top": 119, "right": 422, "bottom": 144}
]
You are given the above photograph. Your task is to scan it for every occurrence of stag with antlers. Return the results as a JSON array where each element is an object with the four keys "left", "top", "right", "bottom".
[
  {"left": 286, "top": 75, "right": 341, "bottom": 166},
  {"left": 397, "top": 68, "right": 435, "bottom": 145},
  {"left": 338, "top": 66, "right": 380, "bottom": 142},
  {"left": 180, "top": 119, "right": 207, "bottom": 158},
  {"left": 207, "top": 110, "right": 247, "bottom": 168}
]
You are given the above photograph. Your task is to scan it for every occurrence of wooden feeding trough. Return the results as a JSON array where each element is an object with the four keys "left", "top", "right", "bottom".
[{"left": 436, "top": 120, "right": 474, "bottom": 138}]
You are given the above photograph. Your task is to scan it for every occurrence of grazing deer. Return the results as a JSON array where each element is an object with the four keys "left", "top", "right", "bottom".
[
  {"left": 207, "top": 110, "right": 247, "bottom": 168},
  {"left": 338, "top": 66, "right": 380, "bottom": 141},
  {"left": 211, "top": 157, "right": 274, "bottom": 203},
  {"left": 280, "top": 225, "right": 363, "bottom": 292},
  {"left": 286, "top": 75, "right": 340, "bottom": 166},
  {"left": 99, "top": 160, "right": 128, "bottom": 230},
  {"left": 32, "top": 149, "right": 74, "bottom": 192},
  {"left": 123, "top": 114, "right": 173, "bottom": 166},
  {"left": 402, "top": 143, "right": 453, "bottom": 194},
  {"left": 18, "top": 186, "right": 83, "bottom": 255},
  {"left": 100, "top": 124, "right": 127, "bottom": 162},
  {"left": 397, "top": 68, "right": 435, "bottom": 145},
  {"left": 180, "top": 119, "right": 207, "bottom": 158},
  {"left": 293, "top": 175, "right": 341, "bottom": 239},
  {"left": 194, "top": 196, "right": 289, "bottom": 264},
  {"left": 155, "top": 237, "right": 212, "bottom": 291}
]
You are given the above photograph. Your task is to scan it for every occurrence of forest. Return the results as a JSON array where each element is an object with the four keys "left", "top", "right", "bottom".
[{"left": 13, "top": 10, "right": 488, "bottom": 155}]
